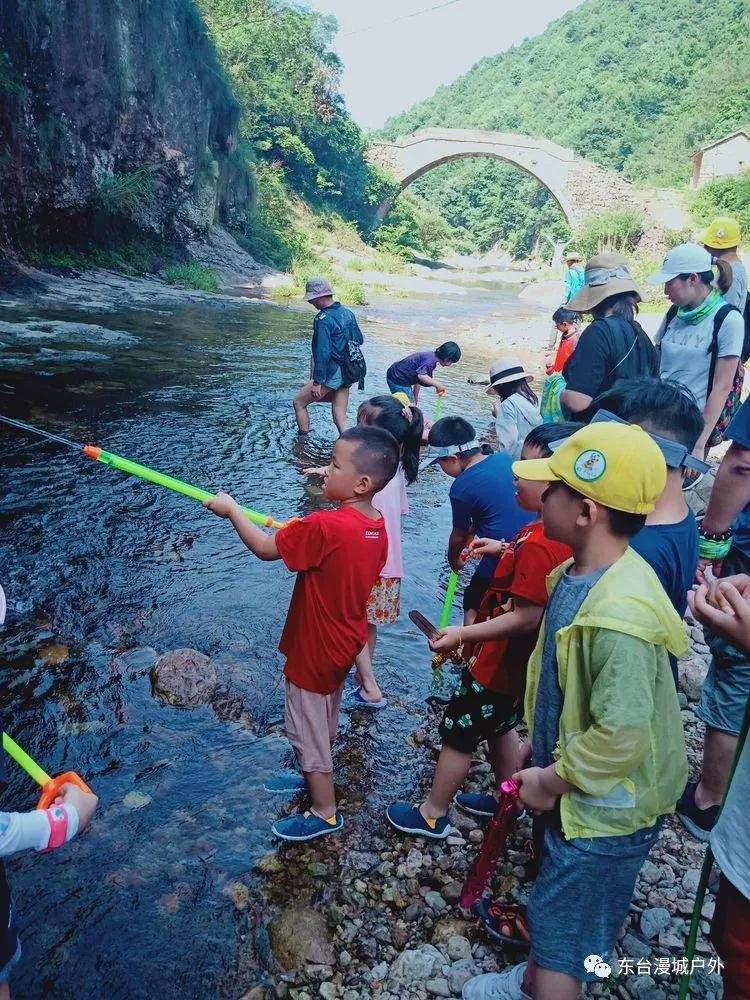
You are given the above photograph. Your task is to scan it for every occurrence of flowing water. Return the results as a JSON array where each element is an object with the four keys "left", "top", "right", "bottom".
[{"left": 0, "top": 276, "right": 547, "bottom": 998}]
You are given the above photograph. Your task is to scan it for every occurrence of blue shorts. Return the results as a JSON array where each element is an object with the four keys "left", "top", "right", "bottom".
[
  {"left": 696, "top": 652, "right": 750, "bottom": 736},
  {"left": 323, "top": 366, "right": 344, "bottom": 391},
  {"left": 385, "top": 378, "right": 414, "bottom": 402},
  {"left": 527, "top": 822, "right": 659, "bottom": 981}
]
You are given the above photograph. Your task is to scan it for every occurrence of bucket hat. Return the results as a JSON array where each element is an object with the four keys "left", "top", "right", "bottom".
[
  {"left": 304, "top": 277, "right": 333, "bottom": 303},
  {"left": 486, "top": 358, "right": 534, "bottom": 395},
  {"left": 566, "top": 252, "right": 641, "bottom": 313},
  {"left": 647, "top": 244, "right": 713, "bottom": 284},
  {"left": 699, "top": 217, "right": 741, "bottom": 251}
]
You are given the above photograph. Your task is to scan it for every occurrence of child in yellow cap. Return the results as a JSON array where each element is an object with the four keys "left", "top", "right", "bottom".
[
  {"left": 701, "top": 216, "right": 747, "bottom": 313},
  {"left": 462, "top": 422, "right": 688, "bottom": 1000}
]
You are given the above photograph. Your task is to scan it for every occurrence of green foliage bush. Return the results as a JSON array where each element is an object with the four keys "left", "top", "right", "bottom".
[
  {"left": 576, "top": 209, "right": 645, "bottom": 258},
  {"left": 691, "top": 171, "right": 750, "bottom": 243},
  {"left": 373, "top": 191, "right": 454, "bottom": 260},
  {"left": 197, "top": 0, "right": 393, "bottom": 250},
  {"left": 164, "top": 262, "right": 220, "bottom": 292},
  {"left": 94, "top": 167, "right": 156, "bottom": 221}
]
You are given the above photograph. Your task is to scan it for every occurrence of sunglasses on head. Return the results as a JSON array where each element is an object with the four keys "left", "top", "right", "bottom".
[{"left": 589, "top": 410, "right": 709, "bottom": 474}]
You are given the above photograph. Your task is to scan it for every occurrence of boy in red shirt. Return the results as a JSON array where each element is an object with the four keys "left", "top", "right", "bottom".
[
  {"left": 386, "top": 423, "right": 580, "bottom": 839},
  {"left": 205, "top": 426, "right": 398, "bottom": 841}
]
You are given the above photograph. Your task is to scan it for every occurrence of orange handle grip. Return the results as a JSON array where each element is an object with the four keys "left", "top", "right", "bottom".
[{"left": 37, "top": 771, "right": 93, "bottom": 810}]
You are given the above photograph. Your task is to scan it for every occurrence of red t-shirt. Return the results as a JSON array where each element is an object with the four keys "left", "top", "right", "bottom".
[
  {"left": 275, "top": 506, "right": 388, "bottom": 694},
  {"left": 469, "top": 520, "right": 572, "bottom": 696}
]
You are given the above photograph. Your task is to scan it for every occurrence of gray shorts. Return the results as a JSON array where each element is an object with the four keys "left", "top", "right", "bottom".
[
  {"left": 527, "top": 821, "right": 659, "bottom": 981},
  {"left": 695, "top": 650, "right": 750, "bottom": 736}
]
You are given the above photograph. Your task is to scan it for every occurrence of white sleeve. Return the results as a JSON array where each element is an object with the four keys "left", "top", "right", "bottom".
[
  {"left": 717, "top": 310, "right": 744, "bottom": 358},
  {"left": 0, "top": 806, "right": 79, "bottom": 857},
  {"left": 494, "top": 399, "right": 519, "bottom": 455},
  {"left": 654, "top": 314, "right": 668, "bottom": 347}
]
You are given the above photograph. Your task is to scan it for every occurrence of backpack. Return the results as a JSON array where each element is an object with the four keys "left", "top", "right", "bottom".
[
  {"left": 664, "top": 302, "right": 743, "bottom": 446},
  {"left": 336, "top": 338, "right": 367, "bottom": 390}
]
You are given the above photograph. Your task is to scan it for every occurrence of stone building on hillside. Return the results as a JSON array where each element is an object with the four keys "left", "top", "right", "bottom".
[{"left": 693, "top": 130, "right": 750, "bottom": 187}]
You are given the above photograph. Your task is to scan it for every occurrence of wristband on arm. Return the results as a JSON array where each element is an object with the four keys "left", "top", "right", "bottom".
[
  {"left": 41, "top": 805, "right": 79, "bottom": 853},
  {"left": 698, "top": 524, "right": 733, "bottom": 561}
]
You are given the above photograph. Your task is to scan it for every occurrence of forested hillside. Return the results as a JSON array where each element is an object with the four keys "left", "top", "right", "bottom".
[
  {"left": 382, "top": 0, "right": 749, "bottom": 185},
  {"left": 381, "top": 0, "right": 748, "bottom": 257}
]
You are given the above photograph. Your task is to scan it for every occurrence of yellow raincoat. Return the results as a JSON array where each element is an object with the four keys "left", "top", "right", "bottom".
[{"left": 525, "top": 547, "right": 689, "bottom": 840}]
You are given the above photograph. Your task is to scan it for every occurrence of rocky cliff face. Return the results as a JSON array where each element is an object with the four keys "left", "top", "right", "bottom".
[{"left": 0, "top": 0, "right": 254, "bottom": 247}]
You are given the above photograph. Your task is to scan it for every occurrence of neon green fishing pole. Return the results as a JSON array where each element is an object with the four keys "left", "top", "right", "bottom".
[
  {"left": 439, "top": 570, "right": 459, "bottom": 629},
  {"left": 2, "top": 731, "right": 93, "bottom": 808},
  {"left": 433, "top": 393, "right": 444, "bottom": 422},
  {"left": 0, "top": 414, "right": 286, "bottom": 530}
]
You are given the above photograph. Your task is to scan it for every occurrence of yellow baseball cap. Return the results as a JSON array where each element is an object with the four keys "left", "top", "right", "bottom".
[
  {"left": 700, "top": 216, "right": 741, "bottom": 250},
  {"left": 512, "top": 422, "right": 666, "bottom": 514}
]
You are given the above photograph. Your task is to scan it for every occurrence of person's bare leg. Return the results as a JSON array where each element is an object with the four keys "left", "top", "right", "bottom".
[
  {"left": 695, "top": 727, "right": 737, "bottom": 807},
  {"left": 293, "top": 382, "right": 315, "bottom": 434},
  {"left": 0, "top": 981, "right": 10, "bottom": 1000},
  {"left": 524, "top": 959, "right": 580, "bottom": 1000},
  {"left": 422, "top": 745, "right": 472, "bottom": 820},
  {"left": 305, "top": 771, "right": 337, "bottom": 818},
  {"left": 354, "top": 641, "right": 383, "bottom": 702},
  {"left": 488, "top": 728, "right": 520, "bottom": 787},
  {"left": 331, "top": 386, "right": 350, "bottom": 435}
]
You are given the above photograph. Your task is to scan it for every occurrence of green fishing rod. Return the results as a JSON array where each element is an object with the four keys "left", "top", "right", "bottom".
[{"left": 0, "top": 414, "right": 286, "bottom": 530}]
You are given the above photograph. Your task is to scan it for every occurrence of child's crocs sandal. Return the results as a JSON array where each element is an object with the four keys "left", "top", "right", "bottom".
[
  {"left": 344, "top": 688, "right": 387, "bottom": 711},
  {"left": 271, "top": 811, "right": 344, "bottom": 841},
  {"left": 472, "top": 899, "right": 531, "bottom": 952}
]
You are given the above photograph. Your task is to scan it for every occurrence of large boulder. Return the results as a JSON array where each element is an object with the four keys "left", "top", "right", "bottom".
[
  {"left": 151, "top": 648, "right": 217, "bottom": 708},
  {"left": 267, "top": 905, "right": 334, "bottom": 970}
]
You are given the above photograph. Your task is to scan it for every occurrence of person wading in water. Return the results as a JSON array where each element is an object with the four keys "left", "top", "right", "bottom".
[{"left": 293, "top": 278, "right": 365, "bottom": 437}]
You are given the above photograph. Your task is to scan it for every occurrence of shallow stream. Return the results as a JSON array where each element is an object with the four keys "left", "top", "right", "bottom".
[{"left": 0, "top": 276, "right": 546, "bottom": 998}]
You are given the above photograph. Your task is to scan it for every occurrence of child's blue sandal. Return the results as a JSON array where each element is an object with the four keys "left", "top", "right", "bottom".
[
  {"left": 271, "top": 811, "right": 344, "bottom": 841},
  {"left": 385, "top": 802, "right": 452, "bottom": 839}
]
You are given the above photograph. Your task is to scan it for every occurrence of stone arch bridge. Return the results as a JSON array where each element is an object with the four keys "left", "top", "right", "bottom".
[{"left": 368, "top": 128, "right": 647, "bottom": 232}]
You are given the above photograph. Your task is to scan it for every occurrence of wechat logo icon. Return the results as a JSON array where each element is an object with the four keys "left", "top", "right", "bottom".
[{"left": 584, "top": 954, "right": 612, "bottom": 979}]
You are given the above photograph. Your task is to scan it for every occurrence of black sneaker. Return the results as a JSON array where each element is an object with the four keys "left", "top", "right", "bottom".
[{"left": 676, "top": 781, "right": 719, "bottom": 842}]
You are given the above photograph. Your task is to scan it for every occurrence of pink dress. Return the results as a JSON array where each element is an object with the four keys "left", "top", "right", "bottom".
[{"left": 368, "top": 467, "right": 409, "bottom": 624}]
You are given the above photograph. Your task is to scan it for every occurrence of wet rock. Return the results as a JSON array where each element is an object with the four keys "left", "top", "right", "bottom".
[
  {"left": 151, "top": 648, "right": 217, "bottom": 708},
  {"left": 620, "top": 932, "right": 652, "bottom": 959},
  {"left": 268, "top": 905, "right": 335, "bottom": 970},
  {"left": 404, "top": 903, "right": 422, "bottom": 923},
  {"left": 389, "top": 944, "right": 444, "bottom": 983},
  {"left": 447, "top": 959, "right": 479, "bottom": 994},
  {"left": 640, "top": 906, "right": 671, "bottom": 939},
  {"left": 678, "top": 656, "right": 708, "bottom": 702},
  {"left": 35, "top": 642, "right": 70, "bottom": 666},
  {"left": 681, "top": 869, "right": 702, "bottom": 895},
  {"left": 241, "top": 988, "right": 269, "bottom": 1000},
  {"left": 368, "top": 962, "right": 389, "bottom": 982},
  {"left": 318, "top": 983, "right": 338, "bottom": 1000},
  {"left": 424, "top": 890, "right": 447, "bottom": 912},
  {"left": 441, "top": 882, "right": 462, "bottom": 904},
  {"left": 123, "top": 790, "right": 152, "bottom": 810},
  {"left": 424, "top": 978, "right": 451, "bottom": 997},
  {"left": 640, "top": 861, "right": 662, "bottom": 885},
  {"left": 446, "top": 935, "right": 472, "bottom": 961},
  {"left": 223, "top": 881, "right": 250, "bottom": 910}
]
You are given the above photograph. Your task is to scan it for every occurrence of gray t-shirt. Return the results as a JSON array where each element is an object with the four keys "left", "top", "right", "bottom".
[
  {"left": 725, "top": 260, "right": 748, "bottom": 313},
  {"left": 656, "top": 304, "right": 744, "bottom": 409},
  {"left": 711, "top": 730, "right": 750, "bottom": 899},
  {"left": 532, "top": 566, "right": 608, "bottom": 770}
]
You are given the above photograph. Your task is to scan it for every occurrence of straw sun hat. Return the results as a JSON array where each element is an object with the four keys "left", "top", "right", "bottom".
[
  {"left": 565, "top": 251, "right": 641, "bottom": 313},
  {"left": 486, "top": 358, "right": 534, "bottom": 395}
]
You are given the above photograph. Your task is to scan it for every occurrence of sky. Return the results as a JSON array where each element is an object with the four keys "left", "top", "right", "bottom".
[{"left": 304, "top": 0, "right": 584, "bottom": 130}]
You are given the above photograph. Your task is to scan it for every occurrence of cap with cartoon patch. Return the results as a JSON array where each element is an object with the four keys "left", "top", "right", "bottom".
[{"left": 512, "top": 422, "right": 666, "bottom": 515}]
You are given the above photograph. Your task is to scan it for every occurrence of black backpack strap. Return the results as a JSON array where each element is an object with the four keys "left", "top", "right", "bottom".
[{"left": 706, "top": 303, "right": 741, "bottom": 396}]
